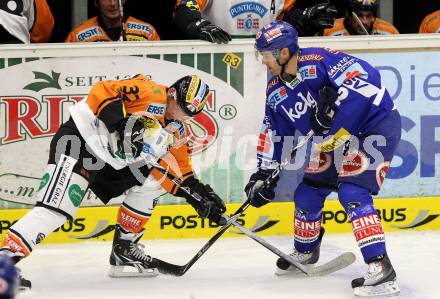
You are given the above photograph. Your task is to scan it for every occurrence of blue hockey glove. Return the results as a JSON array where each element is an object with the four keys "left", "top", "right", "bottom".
[
  {"left": 244, "top": 170, "right": 279, "bottom": 208},
  {"left": 310, "top": 85, "right": 339, "bottom": 135}
]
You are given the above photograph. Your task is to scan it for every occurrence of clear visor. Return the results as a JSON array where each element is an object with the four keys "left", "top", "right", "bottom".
[{"left": 255, "top": 49, "right": 280, "bottom": 63}]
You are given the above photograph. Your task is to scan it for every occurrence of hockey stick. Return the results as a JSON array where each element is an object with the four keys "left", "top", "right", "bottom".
[
  {"left": 146, "top": 131, "right": 315, "bottom": 276},
  {"left": 351, "top": 11, "right": 370, "bottom": 35},
  {"left": 144, "top": 160, "right": 251, "bottom": 276},
  {"left": 227, "top": 216, "right": 356, "bottom": 276},
  {"left": 118, "top": 0, "right": 127, "bottom": 41},
  {"left": 263, "top": 130, "right": 314, "bottom": 186},
  {"left": 156, "top": 200, "right": 251, "bottom": 276}
]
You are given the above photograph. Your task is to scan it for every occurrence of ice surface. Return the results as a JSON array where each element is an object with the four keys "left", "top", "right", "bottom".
[{"left": 16, "top": 231, "right": 440, "bottom": 299}]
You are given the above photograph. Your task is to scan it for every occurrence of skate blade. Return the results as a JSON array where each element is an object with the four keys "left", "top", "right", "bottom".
[
  {"left": 354, "top": 279, "right": 400, "bottom": 297},
  {"left": 109, "top": 265, "right": 159, "bottom": 278}
]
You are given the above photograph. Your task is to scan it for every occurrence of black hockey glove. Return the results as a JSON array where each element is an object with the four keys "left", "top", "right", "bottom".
[
  {"left": 117, "top": 117, "right": 145, "bottom": 158},
  {"left": 244, "top": 169, "right": 279, "bottom": 208},
  {"left": 178, "top": 176, "right": 227, "bottom": 225},
  {"left": 284, "top": 3, "right": 337, "bottom": 36},
  {"left": 187, "top": 19, "right": 231, "bottom": 44},
  {"left": 310, "top": 85, "right": 339, "bottom": 135}
]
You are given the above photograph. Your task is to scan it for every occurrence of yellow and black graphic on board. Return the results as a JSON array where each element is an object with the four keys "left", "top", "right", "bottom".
[{"left": 0, "top": 197, "right": 439, "bottom": 244}]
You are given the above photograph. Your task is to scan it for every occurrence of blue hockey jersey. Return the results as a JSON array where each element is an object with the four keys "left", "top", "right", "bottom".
[{"left": 257, "top": 47, "right": 396, "bottom": 169}]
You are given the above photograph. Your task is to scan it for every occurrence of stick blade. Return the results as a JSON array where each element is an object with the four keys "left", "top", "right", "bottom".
[
  {"left": 309, "top": 252, "right": 356, "bottom": 276},
  {"left": 156, "top": 259, "right": 185, "bottom": 276}
]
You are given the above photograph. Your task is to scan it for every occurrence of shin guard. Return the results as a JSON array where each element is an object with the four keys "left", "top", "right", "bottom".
[
  {"left": 338, "top": 182, "right": 387, "bottom": 262},
  {"left": 293, "top": 182, "right": 331, "bottom": 252}
]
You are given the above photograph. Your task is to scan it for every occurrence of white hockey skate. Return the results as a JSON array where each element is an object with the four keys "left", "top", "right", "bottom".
[
  {"left": 352, "top": 255, "right": 400, "bottom": 297},
  {"left": 109, "top": 225, "right": 159, "bottom": 278},
  {"left": 275, "top": 228, "right": 324, "bottom": 276}
]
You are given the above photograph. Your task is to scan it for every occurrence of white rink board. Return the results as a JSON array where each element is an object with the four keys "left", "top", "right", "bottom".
[{"left": 17, "top": 231, "right": 440, "bottom": 299}]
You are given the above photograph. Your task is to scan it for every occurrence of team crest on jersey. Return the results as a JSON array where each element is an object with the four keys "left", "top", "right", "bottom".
[
  {"left": 299, "top": 65, "right": 317, "bottom": 80},
  {"left": 146, "top": 103, "right": 166, "bottom": 116},
  {"left": 267, "top": 87, "right": 288, "bottom": 110},
  {"left": 229, "top": 2, "right": 268, "bottom": 18},
  {"left": 237, "top": 14, "right": 259, "bottom": 31}
]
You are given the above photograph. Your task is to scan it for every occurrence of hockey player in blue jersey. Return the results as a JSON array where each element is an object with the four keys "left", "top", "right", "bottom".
[{"left": 246, "top": 20, "right": 401, "bottom": 297}]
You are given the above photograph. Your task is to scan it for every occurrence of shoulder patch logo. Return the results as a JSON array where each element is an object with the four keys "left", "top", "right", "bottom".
[
  {"left": 77, "top": 26, "right": 104, "bottom": 41},
  {"left": 146, "top": 103, "right": 166, "bottom": 116},
  {"left": 267, "top": 87, "right": 288, "bottom": 110},
  {"left": 299, "top": 65, "right": 317, "bottom": 80}
]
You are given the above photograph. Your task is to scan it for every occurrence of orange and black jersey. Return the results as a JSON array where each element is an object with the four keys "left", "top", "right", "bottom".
[
  {"left": 323, "top": 17, "right": 399, "bottom": 36},
  {"left": 85, "top": 74, "right": 167, "bottom": 131},
  {"left": 65, "top": 16, "right": 160, "bottom": 42},
  {"left": 83, "top": 74, "right": 193, "bottom": 194}
]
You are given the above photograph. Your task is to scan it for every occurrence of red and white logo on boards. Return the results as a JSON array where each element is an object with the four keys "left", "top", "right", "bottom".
[
  {"left": 0, "top": 91, "right": 219, "bottom": 155},
  {"left": 187, "top": 90, "right": 218, "bottom": 154}
]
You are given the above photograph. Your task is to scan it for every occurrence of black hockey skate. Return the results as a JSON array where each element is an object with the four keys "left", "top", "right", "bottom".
[
  {"left": 109, "top": 225, "right": 159, "bottom": 277},
  {"left": 0, "top": 248, "right": 32, "bottom": 290},
  {"left": 352, "top": 255, "right": 400, "bottom": 297},
  {"left": 275, "top": 227, "right": 325, "bottom": 276}
]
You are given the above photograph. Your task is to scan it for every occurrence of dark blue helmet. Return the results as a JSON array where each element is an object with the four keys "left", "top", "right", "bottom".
[
  {"left": 255, "top": 21, "right": 299, "bottom": 54},
  {"left": 0, "top": 255, "right": 18, "bottom": 299}
]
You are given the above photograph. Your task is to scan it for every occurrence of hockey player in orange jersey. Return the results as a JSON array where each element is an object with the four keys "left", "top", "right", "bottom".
[
  {"left": 323, "top": 0, "right": 398, "bottom": 36},
  {"left": 174, "top": 0, "right": 338, "bottom": 43},
  {"left": 66, "top": 0, "right": 160, "bottom": 42},
  {"left": 419, "top": 10, "right": 440, "bottom": 33},
  {"left": 0, "top": 75, "right": 226, "bottom": 288}
]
